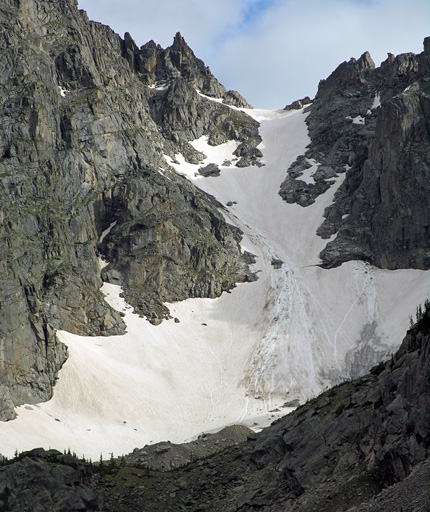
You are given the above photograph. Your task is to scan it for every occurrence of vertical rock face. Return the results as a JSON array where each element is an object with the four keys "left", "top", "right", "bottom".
[
  {"left": 98, "top": 172, "right": 255, "bottom": 324},
  {"left": 0, "top": 0, "right": 259, "bottom": 418},
  {"left": 281, "top": 39, "right": 430, "bottom": 271}
]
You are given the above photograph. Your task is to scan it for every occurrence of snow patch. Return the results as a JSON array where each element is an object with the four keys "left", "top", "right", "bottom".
[
  {"left": 58, "top": 86, "right": 69, "bottom": 97},
  {"left": 300, "top": 158, "right": 319, "bottom": 185},
  {"left": 196, "top": 90, "right": 224, "bottom": 104},
  {"left": 191, "top": 135, "right": 240, "bottom": 166},
  {"left": 148, "top": 84, "right": 169, "bottom": 92},
  {"left": 346, "top": 115, "right": 365, "bottom": 125},
  {"left": 99, "top": 221, "right": 117, "bottom": 244},
  {"left": 372, "top": 93, "right": 381, "bottom": 110},
  {"left": 165, "top": 136, "right": 241, "bottom": 181}
]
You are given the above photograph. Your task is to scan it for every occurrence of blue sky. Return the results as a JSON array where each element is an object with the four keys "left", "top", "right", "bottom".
[
  {"left": 241, "top": 0, "right": 277, "bottom": 25},
  {"left": 77, "top": 0, "right": 429, "bottom": 108}
]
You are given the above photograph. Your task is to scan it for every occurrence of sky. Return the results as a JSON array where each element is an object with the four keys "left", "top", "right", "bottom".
[{"left": 77, "top": 0, "right": 429, "bottom": 109}]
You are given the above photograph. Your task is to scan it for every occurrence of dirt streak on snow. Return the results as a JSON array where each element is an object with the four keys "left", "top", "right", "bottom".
[{"left": 0, "top": 108, "right": 428, "bottom": 460}]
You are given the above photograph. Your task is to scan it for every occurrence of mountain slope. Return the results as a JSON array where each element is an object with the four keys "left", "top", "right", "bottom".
[
  {"left": 0, "top": 106, "right": 427, "bottom": 459},
  {"left": 1, "top": 1, "right": 430, "bottom": 509},
  {"left": 1, "top": 303, "right": 430, "bottom": 511},
  {"left": 0, "top": 0, "right": 259, "bottom": 420}
]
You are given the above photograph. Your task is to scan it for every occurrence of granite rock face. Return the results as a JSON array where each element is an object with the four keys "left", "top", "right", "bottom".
[
  {"left": 0, "top": 0, "right": 259, "bottom": 418},
  {"left": 99, "top": 172, "right": 256, "bottom": 324},
  {"left": 280, "top": 40, "right": 430, "bottom": 270}
]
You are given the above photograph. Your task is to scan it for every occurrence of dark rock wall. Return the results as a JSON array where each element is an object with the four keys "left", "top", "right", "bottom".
[
  {"left": 99, "top": 172, "right": 255, "bottom": 324},
  {"left": 0, "top": 0, "right": 259, "bottom": 418}
]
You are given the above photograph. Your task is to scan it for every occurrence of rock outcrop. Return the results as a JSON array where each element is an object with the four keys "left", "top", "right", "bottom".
[
  {"left": 0, "top": 0, "right": 259, "bottom": 418},
  {"left": 283, "top": 96, "right": 311, "bottom": 110},
  {"left": 99, "top": 172, "right": 256, "bottom": 323},
  {"left": 0, "top": 449, "right": 101, "bottom": 511},
  {"left": 280, "top": 40, "right": 430, "bottom": 270}
]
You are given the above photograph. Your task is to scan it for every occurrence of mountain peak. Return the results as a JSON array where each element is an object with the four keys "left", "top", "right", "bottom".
[
  {"left": 173, "top": 31, "right": 186, "bottom": 46},
  {"left": 357, "top": 50, "right": 375, "bottom": 70},
  {"left": 169, "top": 31, "right": 195, "bottom": 58}
]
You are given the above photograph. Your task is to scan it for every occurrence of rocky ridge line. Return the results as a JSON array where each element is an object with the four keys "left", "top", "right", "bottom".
[{"left": 123, "top": 31, "right": 252, "bottom": 108}]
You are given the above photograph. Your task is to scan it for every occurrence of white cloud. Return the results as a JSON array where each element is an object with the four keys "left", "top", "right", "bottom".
[
  {"left": 77, "top": 0, "right": 429, "bottom": 108},
  {"left": 210, "top": 0, "right": 429, "bottom": 107}
]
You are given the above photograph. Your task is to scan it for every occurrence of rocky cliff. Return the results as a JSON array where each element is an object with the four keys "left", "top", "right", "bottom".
[
  {"left": 280, "top": 39, "right": 430, "bottom": 270},
  {"left": 0, "top": 0, "right": 260, "bottom": 420}
]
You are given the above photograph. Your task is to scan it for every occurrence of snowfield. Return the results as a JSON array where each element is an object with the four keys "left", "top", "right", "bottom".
[{"left": 0, "top": 107, "right": 428, "bottom": 459}]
